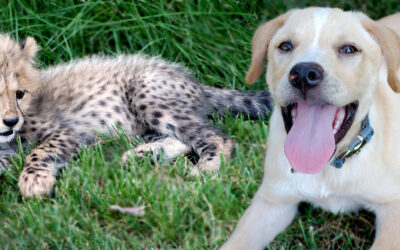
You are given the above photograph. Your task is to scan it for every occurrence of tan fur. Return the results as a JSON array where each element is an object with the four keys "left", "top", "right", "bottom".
[
  {"left": 222, "top": 8, "right": 400, "bottom": 249},
  {"left": 378, "top": 13, "right": 400, "bottom": 37},
  {"left": 245, "top": 12, "right": 291, "bottom": 84},
  {"left": 363, "top": 19, "right": 400, "bottom": 92}
]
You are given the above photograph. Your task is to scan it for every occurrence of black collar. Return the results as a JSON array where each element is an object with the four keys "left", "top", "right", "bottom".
[{"left": 331, "top": 115, "right": 374, "bottom": 169}]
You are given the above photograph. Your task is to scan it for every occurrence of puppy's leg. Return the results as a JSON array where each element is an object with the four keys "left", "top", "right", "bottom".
[
  {"left": 371, "top": 203, "right": 400, "bottom": 250},
  {"left": 122, "top": 136, "right": 191, "bottom": 164},
  {"left": 221, "top": 195, "right": 298, "bottom": 250}
]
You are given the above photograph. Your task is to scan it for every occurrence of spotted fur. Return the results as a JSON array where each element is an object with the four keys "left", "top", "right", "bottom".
[{"left": 0, "top": 34, "right": 272, "bottom": 197}]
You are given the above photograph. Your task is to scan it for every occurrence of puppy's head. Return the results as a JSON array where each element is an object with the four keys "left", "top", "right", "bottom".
[{"left": 247, "top": 7, "right": 400, "bottom": 173}]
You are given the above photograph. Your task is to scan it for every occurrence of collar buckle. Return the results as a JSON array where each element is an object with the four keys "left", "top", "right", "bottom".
[{"left": 331, "top": 115, "right": 374, "bottom": 169}]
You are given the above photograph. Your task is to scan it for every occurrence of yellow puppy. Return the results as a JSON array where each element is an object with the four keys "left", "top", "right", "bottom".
[{"left": 222, "top": 7, "right": 400, "bottom": 249}]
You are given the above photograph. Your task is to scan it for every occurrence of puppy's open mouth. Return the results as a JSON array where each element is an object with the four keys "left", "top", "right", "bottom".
[
  {"left": 281, "top": 101, "right": 358, "bottom": 143},
  {"left": 281, "top": 101, "right": 358, "bottom": 174},
  {"left": 0, "top": 130, "right": 14, "bottom": 137}
]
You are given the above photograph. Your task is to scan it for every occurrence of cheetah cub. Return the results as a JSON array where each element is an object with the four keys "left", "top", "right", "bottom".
[{"left": 0, "top": 34, "right": 271, "bottom": 197}]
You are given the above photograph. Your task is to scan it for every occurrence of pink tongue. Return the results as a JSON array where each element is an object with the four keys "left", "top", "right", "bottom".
[{"left": 284, "top": 101, "right": 337, "bottom": 174}]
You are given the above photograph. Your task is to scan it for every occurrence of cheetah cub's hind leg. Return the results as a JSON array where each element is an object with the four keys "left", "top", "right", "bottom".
[
  {"left": 135, "top": 98, "right": 233, "bottom": 173},
  {"left": 190, "top": 130, "right": 233, "bottom": 175},
  {"left": 122, "top": 136, "right": 191, "bottom": 164}
]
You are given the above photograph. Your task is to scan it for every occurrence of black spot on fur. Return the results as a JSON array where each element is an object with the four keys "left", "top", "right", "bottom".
[
  {"left": 99, "top": 100, "right": 106, "bottom": 106},
  {"left": 243, "top": 98, "right": 252, "bottom": 106},
  {"left": 159, "top": 104, "right": 168, "bottom": 109},
  {"left": 72, "top": 101, "right": 87, "bottom": 113},
  {"left": 178, "top": 100, "right": 188, "bottom": 105},
  {"left": 113, "top": 106, "right": 121, "bottom": 113},
  {"left": 173, "top": 115, "right": 190, "bottom": 121},
  {"left": 138, "top": 93, "right": 146, "bottom": 99},
  {"left": 43, "top": 156, "right": 55, "bottom": 163},
  {"left": 153, "top": 111, "right": 163, "bottom": 118},
  {"left": 151, "top": 119, "right": 160, "bottom": 126},
  {"left": 139, "top": 104, "right": 147, "bottom": 110},
  {"left": 166, "top": 123, "right": 175, "bottom": 131}
]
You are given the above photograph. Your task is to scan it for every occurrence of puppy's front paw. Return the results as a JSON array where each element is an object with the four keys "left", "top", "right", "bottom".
[{"left": 18, "top": 168, "right": 55, "bottom": 197}]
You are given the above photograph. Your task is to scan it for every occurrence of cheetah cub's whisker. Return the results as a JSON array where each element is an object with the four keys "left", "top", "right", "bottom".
[{"left": 0, "top": 34, "right": 272, "bottom": 197}]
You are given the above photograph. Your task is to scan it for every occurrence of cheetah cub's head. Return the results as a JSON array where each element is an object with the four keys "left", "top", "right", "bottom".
[{"left": 0, "top": 34, "right": 39, "bottom": 143}]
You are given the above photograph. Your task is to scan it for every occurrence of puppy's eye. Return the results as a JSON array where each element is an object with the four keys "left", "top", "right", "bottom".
[
  {"left": 16, "top": 90, "right": 25, "bottom": 99},
  {"left": 339, "top": 45, "right": 360, "bottom": 55},
  {"left": 278, "top": 41, "right": 293, "bottom": 52}
]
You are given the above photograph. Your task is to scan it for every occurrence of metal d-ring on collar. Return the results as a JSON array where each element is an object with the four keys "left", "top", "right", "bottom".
[{"left": 331, "top": 115, "right": 374, "bottom": 169}]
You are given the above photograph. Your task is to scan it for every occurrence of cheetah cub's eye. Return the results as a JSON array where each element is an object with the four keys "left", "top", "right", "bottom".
[{"left": 16, "top": 90, "right": 25, "bottom": 99}]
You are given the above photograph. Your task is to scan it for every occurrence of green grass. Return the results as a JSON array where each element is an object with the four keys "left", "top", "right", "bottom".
[{"left": 0, "top": 0, "right": 398, "bottom": 249}]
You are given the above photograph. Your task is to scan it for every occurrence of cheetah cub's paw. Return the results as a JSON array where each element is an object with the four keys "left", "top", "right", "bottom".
[
  {"left": 18, "top": 169, "right": 56, "bottom": 197},
  {"left": 190, "top": 157, "right": 221, "bottom": 176},
  {"left": 190, "top": 139, "right": 233, "bottom": 176},
  {"left": 122, "top": 138, "right": 191, "bottom": 165},
  {"left": 122, "top": 143, "right": 164, "bottom": 164}
]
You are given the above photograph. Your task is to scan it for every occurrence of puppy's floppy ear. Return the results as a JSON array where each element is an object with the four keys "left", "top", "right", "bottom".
[
  {"left": 246, "top": 12, "right": 290, "bottom": 84},
  {"left": 363, "top": 20, "right": 400, "bottom": 92},
  {"left": 20, "top": 37, "right": 39, "bottom": 59}
]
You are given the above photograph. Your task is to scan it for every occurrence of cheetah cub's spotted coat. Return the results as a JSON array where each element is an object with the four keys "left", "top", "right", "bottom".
[{"left": 0, "top": 35, "right": 271, "bottom": 197}]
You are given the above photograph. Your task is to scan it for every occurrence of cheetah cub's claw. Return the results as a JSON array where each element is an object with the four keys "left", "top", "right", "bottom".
[{"left": 18, "top": 169, "right": 56, "bottom": 197}]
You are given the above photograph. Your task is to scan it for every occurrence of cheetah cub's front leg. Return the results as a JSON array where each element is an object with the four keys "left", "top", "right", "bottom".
[{"left": 18, "top": 132, "right": 77, "bottom": 197}]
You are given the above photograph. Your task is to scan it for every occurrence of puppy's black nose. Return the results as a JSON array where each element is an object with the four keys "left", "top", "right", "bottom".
[
  {"left": 289, "top": 62, "right": 324, "bottom": 96},
  {"left": 3, "top": 117, "right": 19, "bottom": 127}
]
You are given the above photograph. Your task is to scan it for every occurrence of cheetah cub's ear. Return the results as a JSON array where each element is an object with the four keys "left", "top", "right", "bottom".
[{"left": 20, "top": 37, "right": 39, "bottom": 59}]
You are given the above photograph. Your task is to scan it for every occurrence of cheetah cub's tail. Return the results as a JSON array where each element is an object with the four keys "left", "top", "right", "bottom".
[{"left": 202, "top": 85, "right": 272, "bottom": 119}]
